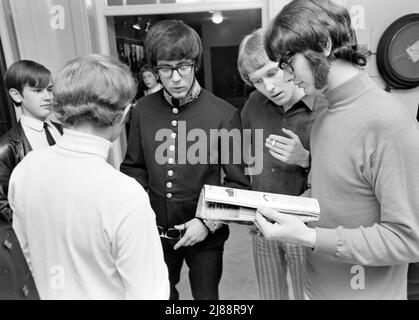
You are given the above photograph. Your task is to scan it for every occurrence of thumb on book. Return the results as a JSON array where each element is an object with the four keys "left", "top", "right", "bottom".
[
  {"left": 258, "top": 207, "right": 296, "bottom": 224},
  {"left": 257, "top": 207, "right": 280, "bottom": 223}
]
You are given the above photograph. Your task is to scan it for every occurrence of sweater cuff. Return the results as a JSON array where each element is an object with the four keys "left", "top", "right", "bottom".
[
  {"left": 313, "top": 228, "right": 339, "bottom": 256},
  {"left": 203, "top": 219, "right": 223, "bottom": 233}
]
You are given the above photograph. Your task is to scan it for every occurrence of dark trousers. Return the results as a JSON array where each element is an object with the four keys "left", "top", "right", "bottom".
[
  {"left": 408, "top": 263, "right": 419, "bottom": 300},
  {"left": 162, "top": 239, "right": 223, "bottom": 300}
]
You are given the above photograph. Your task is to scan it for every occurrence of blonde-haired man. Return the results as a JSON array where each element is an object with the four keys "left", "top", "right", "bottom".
[{"left": 238, "top": 28, "right": 327, "bottom": 299}]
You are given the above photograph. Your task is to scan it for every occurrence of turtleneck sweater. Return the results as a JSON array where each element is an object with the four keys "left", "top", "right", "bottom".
[
  {"left": 9, "top": 129, "right": 169, "bottom": 299},
  {"left": 305, "top": 71, "right": 419, "bottom": 299}
]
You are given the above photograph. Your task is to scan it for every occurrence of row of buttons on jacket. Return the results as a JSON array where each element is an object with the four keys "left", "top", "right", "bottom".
[{"left": 167, "top": 107, "right": 179, "bottom": 200}]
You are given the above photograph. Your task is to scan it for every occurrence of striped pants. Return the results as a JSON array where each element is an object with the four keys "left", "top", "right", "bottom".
[{"left": 252, "top": 232, "right": 306, "bottom": 300}]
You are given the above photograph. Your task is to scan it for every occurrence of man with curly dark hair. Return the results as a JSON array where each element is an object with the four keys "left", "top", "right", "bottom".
[{"left": 255, "top": 0, "right": 419, "bottom": 300}]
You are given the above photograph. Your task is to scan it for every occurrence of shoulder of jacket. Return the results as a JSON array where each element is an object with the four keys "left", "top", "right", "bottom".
[
  {"left": 243, "top": 91, "right": 264, "bottom": 112},
  {"left": 0, "top": 127, "right": 21, "bottom": 162},
  {"left": 200, "top": 89, "right": 239, "bottom": 115}
]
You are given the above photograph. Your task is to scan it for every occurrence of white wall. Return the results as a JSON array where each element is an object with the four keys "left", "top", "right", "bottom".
[
  {"left": 9, "top": 0, "right": 92, "bottom": 76},
  {"left": 347, "top": 0, "right": 419, "bottom": 117}
]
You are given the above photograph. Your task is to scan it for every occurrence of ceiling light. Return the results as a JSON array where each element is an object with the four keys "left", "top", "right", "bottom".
[{"left": 212, "top": 11, "right": 223, "bottom": 24}]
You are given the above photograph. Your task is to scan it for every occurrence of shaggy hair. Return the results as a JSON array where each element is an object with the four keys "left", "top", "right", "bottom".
[
  {"left": 53, "top": 54, "right": 137, "bottom": 128},
  {"left": 145, "top": 20, "right": 202, "bottom": 72},
  {"left": 237, "top": 28, "right": 270, "bottom": 87}
]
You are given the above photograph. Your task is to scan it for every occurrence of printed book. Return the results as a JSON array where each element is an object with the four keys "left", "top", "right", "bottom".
[{"left": 195, "top": 185, "right": 320, "bottom": 224}]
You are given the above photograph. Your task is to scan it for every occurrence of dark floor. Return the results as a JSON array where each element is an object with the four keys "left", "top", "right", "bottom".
[{"left": 177, "top": 224, "right": 260, "bottom": 300}]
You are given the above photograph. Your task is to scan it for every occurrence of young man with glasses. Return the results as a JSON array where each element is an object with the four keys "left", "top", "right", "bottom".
[
  {"left": 255, "top": 0, "right": 419, "bottom": 299},
  {"left": 121, "top": 20, "right": 250, "bottom": 300}
]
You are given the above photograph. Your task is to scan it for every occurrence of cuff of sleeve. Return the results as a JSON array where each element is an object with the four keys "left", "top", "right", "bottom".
[
  {"left": 313, "top": 228, "right": 339, "bottom": 256},
  {"left": 202, "top": 219, "right": 223, "bottom": 233}
]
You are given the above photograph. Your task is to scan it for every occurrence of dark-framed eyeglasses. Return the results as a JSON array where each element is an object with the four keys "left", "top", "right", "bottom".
[
  {"left": 156, "top": 62, "right": 195, "bottom": 78},
  {"left": 157, "top": 226, "right": 185, "bottom": 240},
  {"left": 278, "top": 52, "right": 295, "bottom": 74}
]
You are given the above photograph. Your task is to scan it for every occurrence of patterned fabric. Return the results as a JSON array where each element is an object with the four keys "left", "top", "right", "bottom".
[
  {"left": 252, "top": 232, "right": 306, "bottom": 300},
  {"left": 163, "top": 79, "right": 202, "bottom": 107}
]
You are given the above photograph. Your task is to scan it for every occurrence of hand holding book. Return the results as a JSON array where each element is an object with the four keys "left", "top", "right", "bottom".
[
  {"left": 255, "top": 207, "right": 317, "bottom": 248},
  {"left": 195, "top": 185, "right": 320, "bottom": 225}
]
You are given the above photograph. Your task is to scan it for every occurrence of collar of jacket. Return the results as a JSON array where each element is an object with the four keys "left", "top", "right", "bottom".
[
  {"left": 9, "top": 122, "right": 32, "bottom": 161},
  {"left": 163, "top": 79, "right": 202, "bottom": 107},
  {"left": 8, "top": 121, "right": 63, "bottom": 161}
]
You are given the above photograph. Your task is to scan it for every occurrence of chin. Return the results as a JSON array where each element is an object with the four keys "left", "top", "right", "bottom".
[
  {"left": 272, "top": 96, "right": 289, "bottom": 106},
  {"left": 170, "top": 92, "right": 187, "bottom": 100},
  {"left": 38, "top": 113, "right": 50, "bottom": 120},
  {"left": 302, "top": 87, "right": 314, "bottom": 96}
]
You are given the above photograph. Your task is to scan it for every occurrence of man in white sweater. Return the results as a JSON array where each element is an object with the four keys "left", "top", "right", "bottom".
[{"left": 9, "top": 54, "right": 169, "bottom": 300}]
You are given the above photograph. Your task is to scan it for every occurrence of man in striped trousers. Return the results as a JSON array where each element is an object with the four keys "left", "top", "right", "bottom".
[{"left": 238, "top": 28, "right": 328, "bottom": 300}]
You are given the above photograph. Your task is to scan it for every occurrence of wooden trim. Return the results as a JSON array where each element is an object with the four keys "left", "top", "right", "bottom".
[{"left": 102, "top": 1, "right": 265, "bottom": 16}]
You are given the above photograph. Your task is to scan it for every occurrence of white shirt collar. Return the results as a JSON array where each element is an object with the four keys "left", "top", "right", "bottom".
[
  {"left": 20, "top": 114, "right": 46, "bottom": 132},
  {"left": 56, "top": 129, "right": 112, "bottom": 160}
]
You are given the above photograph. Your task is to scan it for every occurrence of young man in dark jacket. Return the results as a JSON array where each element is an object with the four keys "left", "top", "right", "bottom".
[{"left": 121, "top": 20, "right": 250, "bottom": 300}]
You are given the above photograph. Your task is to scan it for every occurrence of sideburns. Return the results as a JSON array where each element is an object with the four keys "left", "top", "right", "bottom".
[{"left": 304, "top": 50, "right": 331, "bottom": 89}]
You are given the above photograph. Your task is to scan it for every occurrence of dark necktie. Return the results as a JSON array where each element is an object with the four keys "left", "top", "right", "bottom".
[{"left": 43, "top": 122, "right": 56, "bottom": 146}]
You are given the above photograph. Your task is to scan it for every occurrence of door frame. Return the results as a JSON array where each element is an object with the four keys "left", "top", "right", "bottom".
[
  {"left": 93, "top": 0, "right": 272, "bottom": 168},
  {"left": 94, "top": 0, "right": 270, "bottom": 55}
]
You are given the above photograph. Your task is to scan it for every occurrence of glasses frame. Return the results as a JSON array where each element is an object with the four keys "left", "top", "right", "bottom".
[
  {"left": 278, "top": 52, "right": 295, "bottom": 74},
  {"left": 155, "top": 62, "right": 195, "bottom": 78}
]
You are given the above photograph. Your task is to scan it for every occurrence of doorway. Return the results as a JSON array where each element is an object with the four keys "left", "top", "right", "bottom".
[
  {"left": 108, "top": 9, "right": 261, "bottom": 111},
  {"left": 94, "top": 0, "right": 266, "bottom": 168}
]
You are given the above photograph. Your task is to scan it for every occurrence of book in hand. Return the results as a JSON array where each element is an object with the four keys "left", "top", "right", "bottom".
[{"left": 195, "top": 185, "right": 320, "bottom": 224}]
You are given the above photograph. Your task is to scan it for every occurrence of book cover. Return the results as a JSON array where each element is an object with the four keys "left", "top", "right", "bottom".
[{"left": 196, "top": 185, "right": 320, "bottom": 224}]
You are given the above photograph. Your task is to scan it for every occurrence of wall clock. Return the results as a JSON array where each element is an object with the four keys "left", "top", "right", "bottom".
[{"left": 376, "top": 14, "right": 419, "bottom": 90}]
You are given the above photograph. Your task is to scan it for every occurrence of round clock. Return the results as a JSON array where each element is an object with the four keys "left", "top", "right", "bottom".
[{"left": 376, "top": 14, "right": 419, "bottom": 90}]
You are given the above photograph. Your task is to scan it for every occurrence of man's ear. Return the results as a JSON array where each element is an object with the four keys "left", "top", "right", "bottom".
[
  {"left": 324, "top": 38, "right": 333, "bottom": 57},
  {"left": 8, "top": 88, "right": 23, "bottom": 105}
]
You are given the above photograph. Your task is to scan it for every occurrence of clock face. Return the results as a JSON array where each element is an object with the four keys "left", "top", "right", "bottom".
[
  {"left": 377, "top": 14, "right": 419, "bottom": 89},
  {"left": 388, "top": 22, "right": 419, "bottom": 82}
]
